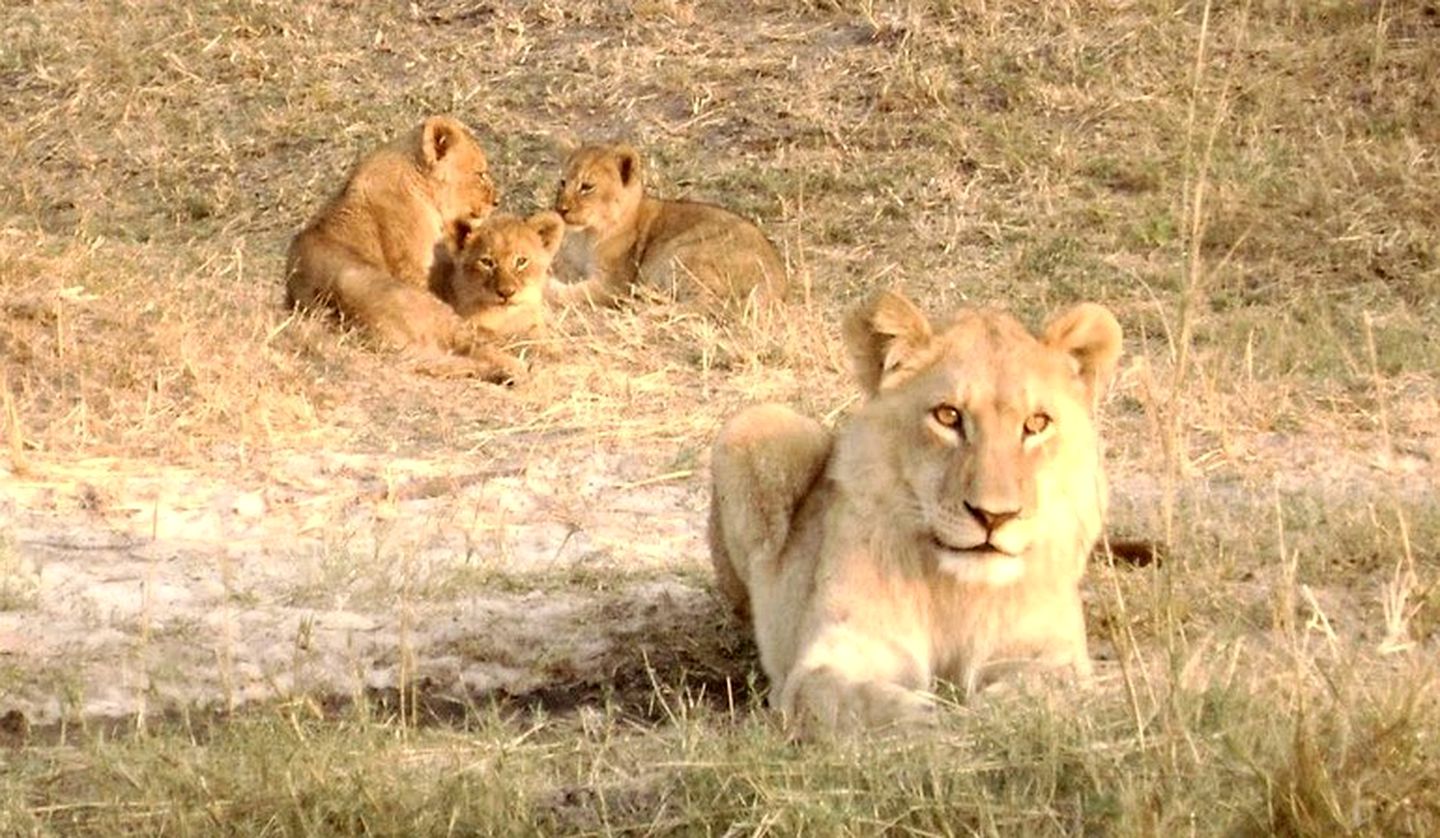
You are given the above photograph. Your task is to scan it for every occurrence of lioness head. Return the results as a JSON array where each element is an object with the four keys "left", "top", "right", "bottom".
[
  {"left": 553, "top": 143, "right": 644, "bottom": 233},
  {"left": 410, "top": 115, "right": 500, "bottom": 223},
  {"left": 443, "top": 212, "right": 566, "bottom": 318},
  {"left": 835, "top": 291, "right": 1122, "bottom": 588}
]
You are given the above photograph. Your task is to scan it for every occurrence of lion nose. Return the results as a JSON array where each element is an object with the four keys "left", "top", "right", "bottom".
[
  {"left": 496, "top": 284, "right": 516, "bottom": 302},
  {"left": 964, "top": 501, "right": 1019, "bottom": 533}
]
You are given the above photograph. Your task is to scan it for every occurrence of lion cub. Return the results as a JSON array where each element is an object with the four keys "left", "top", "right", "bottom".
[
  {"left": 548, "top": 143, "right": 787, "bottom": 312},
  {"left": 709, "top": 290, "right": 1123, "bottom": 733},
  {"left": 430, "top": 211, "right": 565, "bottom": 351},
  {"left": 284, "top": 115, "right": 524, "bottom": 383}
]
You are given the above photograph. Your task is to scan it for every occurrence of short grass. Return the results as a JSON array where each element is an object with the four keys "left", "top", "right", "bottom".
[
  {"left": 2, "top": 0, "right": 1437, "bottom": 834},
  {"left": 2, "top": 648, "right": 1437, "bottom": 834}
]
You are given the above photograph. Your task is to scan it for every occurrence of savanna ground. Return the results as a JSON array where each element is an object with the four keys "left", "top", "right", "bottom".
[{"left": 1, "top": 0, "right": 1437, "bottom": 833}]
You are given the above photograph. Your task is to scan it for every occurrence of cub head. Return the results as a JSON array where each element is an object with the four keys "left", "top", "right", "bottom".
[
  {"left": 444, "top": 211, "right": 565, "bottom": 319},
  {"left": 553, "top": 143, "right": 644, "bottom": 234},
  {"left": 835, "top": 290, "right": 1122, "bottom": 587},
  {"left": 410, "top": 115, "right": 500, "bottom": 223}
]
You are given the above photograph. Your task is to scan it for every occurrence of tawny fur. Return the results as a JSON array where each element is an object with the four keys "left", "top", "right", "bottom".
[
  {"left": 708, "top": 290, "right": 1123, "bottom": 734},
  {"left": 548, "top": 143, "right": 787, "bottom": 314},
  {"left": 430, "top": 211, "right": 565, "bottom": 363},
  {"left": 284, "top": 115, "right": 523, "bottom": 383}
]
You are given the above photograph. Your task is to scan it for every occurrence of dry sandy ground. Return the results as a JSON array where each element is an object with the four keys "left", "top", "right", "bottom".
[
  {"left": 1, "top": 358, "right": 1436, "bottom": 728},
  {"left": 0, "top": 438, "right": 727, "bottom": 726}
]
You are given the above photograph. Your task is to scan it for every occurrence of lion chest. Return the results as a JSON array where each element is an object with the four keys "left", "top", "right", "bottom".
[
  {"left": 467, "top": 294, "right": 545, "bottom": 337},
  {"left": 929, "top": 578, "right": 1086, "bottom": 686}
]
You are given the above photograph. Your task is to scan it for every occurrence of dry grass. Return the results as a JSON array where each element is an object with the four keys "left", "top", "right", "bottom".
[{"left": 2, "top": 0, "right": 1438, "bottom": 834}]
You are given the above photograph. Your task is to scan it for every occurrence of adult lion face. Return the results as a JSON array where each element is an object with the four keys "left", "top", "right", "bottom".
[{"left": 834, "top": 291, "right": 1122, "bottom": 587}]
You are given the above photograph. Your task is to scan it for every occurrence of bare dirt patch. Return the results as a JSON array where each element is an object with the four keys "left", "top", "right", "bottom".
[{"left": 0, "top": 407, "right": 755, "bottom": 726}]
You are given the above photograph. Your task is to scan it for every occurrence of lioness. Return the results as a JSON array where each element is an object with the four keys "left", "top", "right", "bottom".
[
  {"left": 430, "top": 211, "right": 565, "bottom": 343},
  {"left": 284, "top": 115, "right": 523, "bottom": 382},
  {"left": 708, "top": 290, "right": 1123, "bottom": 732},
  {"left": 548, "top": 143, "right": 787, "bottom": 311}
]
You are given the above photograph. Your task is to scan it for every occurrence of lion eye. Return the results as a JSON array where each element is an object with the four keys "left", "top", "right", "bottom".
[
  {"left": 477, "top": 257, "right": 496, "bottom": 270},
  {"left": 1023, "top": 413, "right": 1052, "bottom": 436},
  {"left": 578, "top": 181, "right": 595, "bottom": 195},
  {"left": 931, "top": 404, "right": 963, "bottom": 431},
  {"left": 514, "top": 256, "right": 529, "bottom": 270}
]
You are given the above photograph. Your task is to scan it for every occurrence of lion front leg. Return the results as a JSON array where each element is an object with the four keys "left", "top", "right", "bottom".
[
  {"left": 433, "top": 321, "right": 526, "bottom": 385},
  {"left": 515, "top": 320, "right": 562, "bottom": 362},
  {"left": 547, "top": 275, "right": 620, "bottom": 308},
  {"left": 780, "top": 621, "right": 935, "bottom": 735},
  {"left": 965, "top": 598, "right": 1094, "bottom": 698},
  {"left": 546, "top": 256, "right": 639, "bottom": 309}
]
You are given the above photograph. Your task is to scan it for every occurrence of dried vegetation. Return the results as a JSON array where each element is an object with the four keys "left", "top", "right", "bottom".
[{"left": 1, "top": 0, "right": 1438, "bottom": 834}]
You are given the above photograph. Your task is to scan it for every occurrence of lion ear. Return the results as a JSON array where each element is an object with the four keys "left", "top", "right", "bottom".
[
  {"left": 421, "top": 115, "right": 463, "bottom": 167},
  {"left": 843, "top": 290, "right": 933, "bottom": 396},
  {"left": 447, "top": 216, "right": 477, "bottom": 253},
  {"left": 1043, "top": 303, "right": 1123, "bottom": 408},
  {"left": 528, "top": 211, "right": 566, "bottom": 255},
  {"left": 611, "top": 144, "right": 642, "bottom": 187}
]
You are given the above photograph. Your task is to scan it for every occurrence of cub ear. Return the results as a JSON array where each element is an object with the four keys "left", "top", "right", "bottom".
[
  {"left": 527, "top": 211, "right": 566, "bottom": 255},
  {"left": 421, "top": 115, "right": 465, "bottom": 167},
  {"left": 447, "top": 216, "right": 478, "bottom": 253},
  {"left": 611, "top": 144, "right": 642, "bottom": 187},
  {"left": 843, "top": 290, "right": 933, "bottom": 396},
  {"left": 1042, "top": 302, "right": 1123, "bottom": 408}
]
